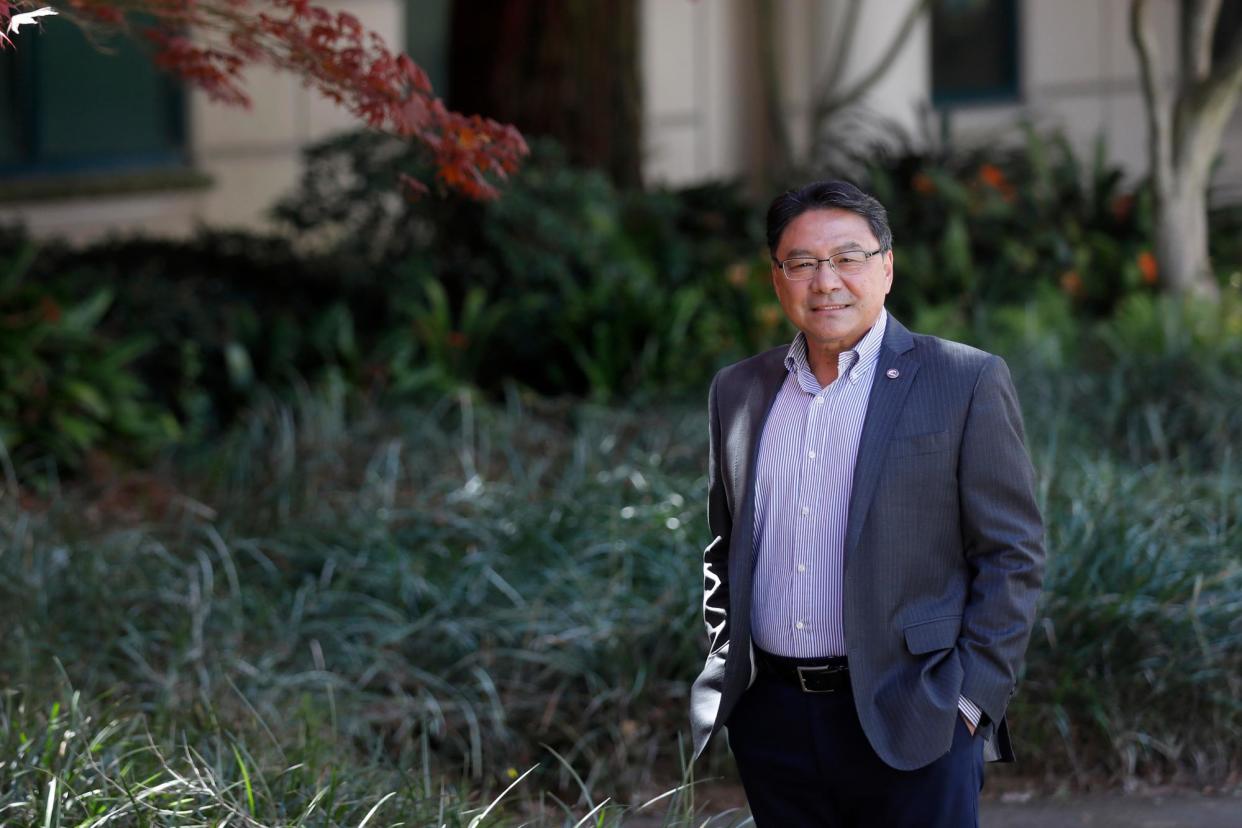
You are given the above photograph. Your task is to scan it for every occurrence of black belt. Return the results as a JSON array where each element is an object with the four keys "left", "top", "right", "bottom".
[{"left": 755, "top": 647, "right": 850, "bottom": 694}]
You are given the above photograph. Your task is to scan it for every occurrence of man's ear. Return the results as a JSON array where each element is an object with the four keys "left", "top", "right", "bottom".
[{"left": 883, "top": 249, "right": 894, "bottom": 294}]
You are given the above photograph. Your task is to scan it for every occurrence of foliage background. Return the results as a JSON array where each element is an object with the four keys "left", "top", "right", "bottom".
[{"left": 2, "top": 125, "right": 1242, "bottom": 824}]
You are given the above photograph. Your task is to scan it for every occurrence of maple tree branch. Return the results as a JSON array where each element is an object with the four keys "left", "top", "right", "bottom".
[{"left": 26, "top": 0, "right": 527, "bottom": 199}]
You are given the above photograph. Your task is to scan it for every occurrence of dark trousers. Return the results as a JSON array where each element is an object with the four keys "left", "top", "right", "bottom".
[{"left": 726, "top": 672, "right": 984, "bottom": 828}]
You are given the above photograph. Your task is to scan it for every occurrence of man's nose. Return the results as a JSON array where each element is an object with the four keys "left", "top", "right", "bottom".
[{"left": 810, "top": 262, "right": 844, "bottom": 291}]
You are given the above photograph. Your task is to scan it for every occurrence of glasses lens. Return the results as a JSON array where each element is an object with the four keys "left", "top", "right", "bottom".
[
  {"left": 831, "top": 251, "right": 868, "bottom": 276},
  {"left": 783, "top": 257, "right": 818, "bottom": 279}
]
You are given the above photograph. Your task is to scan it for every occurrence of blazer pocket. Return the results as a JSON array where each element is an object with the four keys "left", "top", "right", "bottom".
[
  {"left": 903, "top": 615, "right": 962, "bottom": 654},
  {"left": 888, "top": 430, "right": 952, "bottom": 458}
]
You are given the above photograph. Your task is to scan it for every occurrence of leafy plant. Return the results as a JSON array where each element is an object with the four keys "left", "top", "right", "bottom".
[
  {"left": 865, "top": 125, "right": 1159, "bottom": 320},
  {"left": 14, "top": 228, "right": 386, "bottom": 438},
  {"left": 275, "top": 135, "right": 756, "bottom": 398},
  {"left": 377, "top": 275, "right": 511, "bottom": 397},
  {"left": 0, "top": 239, "right": 178, "bottom": 483}
]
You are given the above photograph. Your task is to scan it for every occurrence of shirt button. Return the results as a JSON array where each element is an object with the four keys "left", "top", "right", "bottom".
[
  {"left": 808, "top": 450, "right": 816, "bottom": 459},
  {"left": 795, "top": 621, "right": 805, "bottom": 630},
  {"left": 815, "top": 396, "right": 824, "bottom": 405},
  {"left": 800, "top": 506, "right": 809, "bottom": 516},
  {"left": 797, "top": 563, "right": 807, "bottom": 573}
]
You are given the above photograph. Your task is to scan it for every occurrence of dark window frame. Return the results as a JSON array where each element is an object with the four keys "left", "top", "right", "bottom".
[
  {"left": 0, "top": 18, "right": 188, "bottom": 180},
  {"left": 931, "top": 0, "right": 1021, "bottom": 108}
]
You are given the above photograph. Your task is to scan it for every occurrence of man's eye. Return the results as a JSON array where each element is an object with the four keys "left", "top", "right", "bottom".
[{"left": 790, "top": 260, "right": 815, "bottom": 270}]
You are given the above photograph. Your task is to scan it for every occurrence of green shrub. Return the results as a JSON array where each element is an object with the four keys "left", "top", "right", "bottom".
[
  {"left": 0, "top": 388, "right": 710, "bottom": 806},
  {"left": 0, "top": 239, "right": 178, "bottom": 482},
  {"left": 866, "top": 126, "right": 1161, "bottom": 320},
  {"left": 4, "top": 126, "right": 1240, "bottom": 456},
  {"left": 4, "top": 365, "right": 1239, "bottom": 798},
  {"left": 374, "top": 274, "right": 512, "bottom": 396},
  {"left": 1017, "top": 456, "right": 1242, "bottom": 784},
  {"left": 913, "top": 289, "right": 1242, "bottom": 469},
  {"left": 4, "top": 227, "right": 390, "bottom": 441},
  {"left": 274, "top": 134, "right": 785, "bottom": 399}
]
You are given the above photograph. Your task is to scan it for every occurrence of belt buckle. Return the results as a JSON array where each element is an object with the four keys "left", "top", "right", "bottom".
[{"left": 797, "top": 663, "right": 843, "bottom": 693}]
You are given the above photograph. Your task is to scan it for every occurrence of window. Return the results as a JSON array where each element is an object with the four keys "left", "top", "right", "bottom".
[
  {"left": 0, "top": 16, "right": 185, "bottom": 178},
  {"left": 932, "top": 0, "right": 1020, "bottom": 106}
]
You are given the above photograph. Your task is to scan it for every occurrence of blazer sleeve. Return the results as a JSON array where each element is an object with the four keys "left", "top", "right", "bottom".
[
  {"left": 957, "top": 355, "right": 1046, "bottom": 726},
  {"left": 703, "top": 372, "right": 732, "bottom": 656}
]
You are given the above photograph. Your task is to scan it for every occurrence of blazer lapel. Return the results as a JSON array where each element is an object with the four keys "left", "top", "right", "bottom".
[{"left": 844, "top": 315, "right": 919, "bottom": 568}]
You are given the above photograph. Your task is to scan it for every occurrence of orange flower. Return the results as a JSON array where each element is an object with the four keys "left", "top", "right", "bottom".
[
  {"left": 1137, "top": 251, "right": 1158, "bottom": 284},
  {"left": 912, "top": 172, "right": 936, "bottom": 195},
  {"left": 977, "top": 163, "right": 1016, "bottom": 201},
  {"left": 978, "top": 163, "right": 1005, "bottom": 188},
  {"left": 1060, "top": 270, "right": 1083, "bottom": 297}
]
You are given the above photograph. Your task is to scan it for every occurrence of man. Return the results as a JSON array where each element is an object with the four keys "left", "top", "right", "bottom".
[{"left": 689, "top": 180, "right": 1045, "bottom": 827}]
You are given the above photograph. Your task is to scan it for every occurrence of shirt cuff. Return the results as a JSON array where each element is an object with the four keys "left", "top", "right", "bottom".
[{"left": 957, "top": 695, "right": 983, "bottom": 727}]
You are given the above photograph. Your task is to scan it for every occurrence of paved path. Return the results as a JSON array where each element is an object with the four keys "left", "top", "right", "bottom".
[
  {"left": 982, "top": 793, "right": 1241, "bottom": 827},
  {"left": 626, "top": 786, "right": 1242, "bottom": 827}
]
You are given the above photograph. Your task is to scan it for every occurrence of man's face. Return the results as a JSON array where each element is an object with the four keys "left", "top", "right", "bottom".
[{"left": 771, "top": 208, "right": 893, "bottom": 354}]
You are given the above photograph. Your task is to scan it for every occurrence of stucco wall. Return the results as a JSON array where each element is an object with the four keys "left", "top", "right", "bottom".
[
  {"left": 641, "top": 0, "right": 757, "bottom": 185},
  {"left": 640, "top": 0, "right": 1241, "bottom": 203},
  {"left": 5, "top": 0, "right": 1240, "bottom": 243}
]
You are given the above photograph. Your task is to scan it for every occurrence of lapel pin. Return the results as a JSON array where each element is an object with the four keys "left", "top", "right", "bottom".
[{"left": 886, "top": 368, "right": 900, "bottom": 379}]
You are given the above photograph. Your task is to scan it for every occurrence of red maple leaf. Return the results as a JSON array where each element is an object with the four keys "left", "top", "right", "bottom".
[{"left": 5, "top": 0, "right": 527, "bottom": 200}]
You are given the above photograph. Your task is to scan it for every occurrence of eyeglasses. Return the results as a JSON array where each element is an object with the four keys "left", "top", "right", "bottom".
[{"left": 777, "top": 248, "right": 886, "bottom": 281}]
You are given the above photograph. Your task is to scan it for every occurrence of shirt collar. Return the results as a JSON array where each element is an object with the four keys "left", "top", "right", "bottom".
[{"left": 784, "top": 309, "right": 889, "bottom": 393}]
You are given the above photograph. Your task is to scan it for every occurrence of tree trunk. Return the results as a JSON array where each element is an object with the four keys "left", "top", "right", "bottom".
[
  {"left": 447, "top": 0, "right": 643, "bottom": 189},
  {"left": 1131, "top": 0, "right": 1241, "bottom": 298},
  {"left": 1154, "top": 182, "right": 1215, "bottom": 296}
]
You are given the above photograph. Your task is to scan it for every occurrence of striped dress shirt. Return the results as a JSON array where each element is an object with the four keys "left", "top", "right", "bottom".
[{"left": 749, "top": 309, "right": 982, "bottom": 726}]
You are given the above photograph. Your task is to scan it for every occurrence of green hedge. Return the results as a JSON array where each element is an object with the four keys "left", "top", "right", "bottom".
[{"left": 3, "top": 128, "right": 1240, "bottom": 482}]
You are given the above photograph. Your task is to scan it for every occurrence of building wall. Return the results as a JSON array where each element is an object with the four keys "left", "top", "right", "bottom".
[
  {"left": 946, "top": 1, "right": 1170, "bottom": 185},
  {"left": 640, "top": 0, "right": 756, "bottom": 185},
  {"left": 4, "top": 0, "right": 1240, "bottom": 243},
  {"left": 640, "top": 0, "right": 932, "bottom": 188},
  {"left": 948, "top": 0, "right": 1242, "bottom": 203},
  {"left": 640, "top": 0, "right": 1242, "bottom": 203}
]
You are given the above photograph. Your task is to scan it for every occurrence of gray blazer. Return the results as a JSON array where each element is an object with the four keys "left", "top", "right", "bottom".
[{"left": 690, "top": 314, "right": 1045, "bottom": 770}]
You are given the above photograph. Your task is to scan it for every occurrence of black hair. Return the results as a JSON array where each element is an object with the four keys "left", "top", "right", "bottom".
[{"left": 765, "top": 180, "right": 893, "bottom": 257}]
